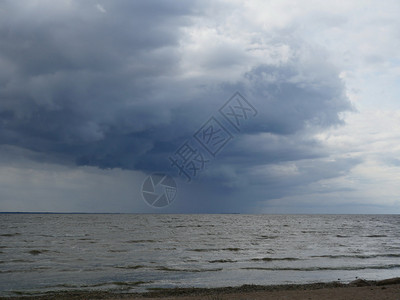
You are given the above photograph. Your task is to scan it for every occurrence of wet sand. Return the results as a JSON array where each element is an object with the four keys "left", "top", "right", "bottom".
[{"left": 2, "top": 278, "right": 400, "bottom": 300}]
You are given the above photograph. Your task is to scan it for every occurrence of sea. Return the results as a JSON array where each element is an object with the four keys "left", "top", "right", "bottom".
[{"left": 1, "top": 214, "right": 400, "bottom": 296}]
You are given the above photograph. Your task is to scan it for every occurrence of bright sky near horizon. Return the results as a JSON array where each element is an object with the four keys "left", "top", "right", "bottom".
[{"left": 0, "top": 0, "right": 399, "bottom": 213}]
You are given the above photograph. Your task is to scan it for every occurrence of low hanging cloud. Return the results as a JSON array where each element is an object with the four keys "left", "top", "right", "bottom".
[{"left": 0, "top": 0, "right": 358, "bottom": 211}]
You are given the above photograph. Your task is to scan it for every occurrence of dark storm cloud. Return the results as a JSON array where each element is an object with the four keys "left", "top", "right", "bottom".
[
  {"left": 0, "top": 0, "right": 200, "bottom": 165},
  {"left": 171, "top": 43, "right": 356, "bottom": 208},
  {"left": 0, "top": 0, "right": 355, "bottom": 207}
]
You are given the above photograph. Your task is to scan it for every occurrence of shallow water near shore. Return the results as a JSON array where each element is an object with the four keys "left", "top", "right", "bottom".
[{"left": 1, "top": 214, "right": 400, "bottom": 296}]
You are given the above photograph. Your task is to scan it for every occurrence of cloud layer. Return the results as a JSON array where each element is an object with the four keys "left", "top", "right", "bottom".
[{"left": 1, "top": 0, "right": 399, "bottom": 212}]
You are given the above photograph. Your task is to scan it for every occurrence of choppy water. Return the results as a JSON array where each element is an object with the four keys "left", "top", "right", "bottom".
[{"left": 1, "top": 214, "right": 400, "bottom": 296}]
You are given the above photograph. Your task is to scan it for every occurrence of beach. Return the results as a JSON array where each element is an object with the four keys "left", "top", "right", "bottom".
[{"left": 2, "top": 278, "right": 400, "bottom": 299}]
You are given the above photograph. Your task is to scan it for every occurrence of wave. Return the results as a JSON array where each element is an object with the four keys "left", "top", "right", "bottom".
[
  {"left": 126, "top": 239, "right": 157, "bottom": 243},
  {"left": 156, "top": 266, "right": 222, "bottom": 272},
  {"left": 364, "top": 234, "right": 388, "bottom": 238},
  {"left": 189, "top": 247, "right": 243, "bottom": 252},
  {"left": 11, "top": 259, "right": 35, "bottom": 263},
  {"left": 209, "top": 259, "right": 237, "bottom": 263},
  {"left": 28, "top": 249, "right": 49, "bottom": 255},
  {"left": 115, "top": 265, "right": 146, "bottom": 270},
  {"left": 189, "top": 248, "right": 219, "bottom": 252},
  {"left": 95, "top": 281, "right": 150, "bottom": 287},
  {"left": 0, "top": 266, "right": 51, "bottom": 274},
  {"left": 115, "top": 264, "right": 224, "bottom": 272},
  {"left": 223, "top": 247, "right": 242, "bottom": 251},
  {"left": 258, "top": 235, "right": 279, "bottom": 239},
  {"left": 0, "top": 233, "right": 21, "bottom": 237},
  {"left": 242, "top": 264, "right": 400, "bottom": 271},
  {"left": 251, "top": 257, "right": 300, "bottom": 262},
  {"left": 50, "top": 280, "right": 151, "bottom": 289},
  {"left": 312, "top": 254, "right": 400, "bottom": 259}
]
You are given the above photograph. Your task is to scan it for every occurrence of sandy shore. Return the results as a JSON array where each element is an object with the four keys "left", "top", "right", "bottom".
[{"left": 2, "top": 278, "right": 400, "bottom": 300}]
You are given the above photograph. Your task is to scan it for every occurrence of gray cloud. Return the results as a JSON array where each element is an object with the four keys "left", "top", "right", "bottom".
[{"left": 0, "top": 0, "right": 358, "bottom": 212}]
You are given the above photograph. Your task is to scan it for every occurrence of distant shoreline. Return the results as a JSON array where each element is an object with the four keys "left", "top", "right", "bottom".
[{"left": 2, "top": 278, "right": 400, "bottom": 300}]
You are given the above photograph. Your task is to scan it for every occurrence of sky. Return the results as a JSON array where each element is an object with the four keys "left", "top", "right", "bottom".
[{"left": 0, "top": 0, "right": 399, "bottom": 213}]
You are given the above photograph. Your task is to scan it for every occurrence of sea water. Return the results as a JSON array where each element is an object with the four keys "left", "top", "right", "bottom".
[{"left": 1, "top": 214, "right": 400, "bottom": 296}]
